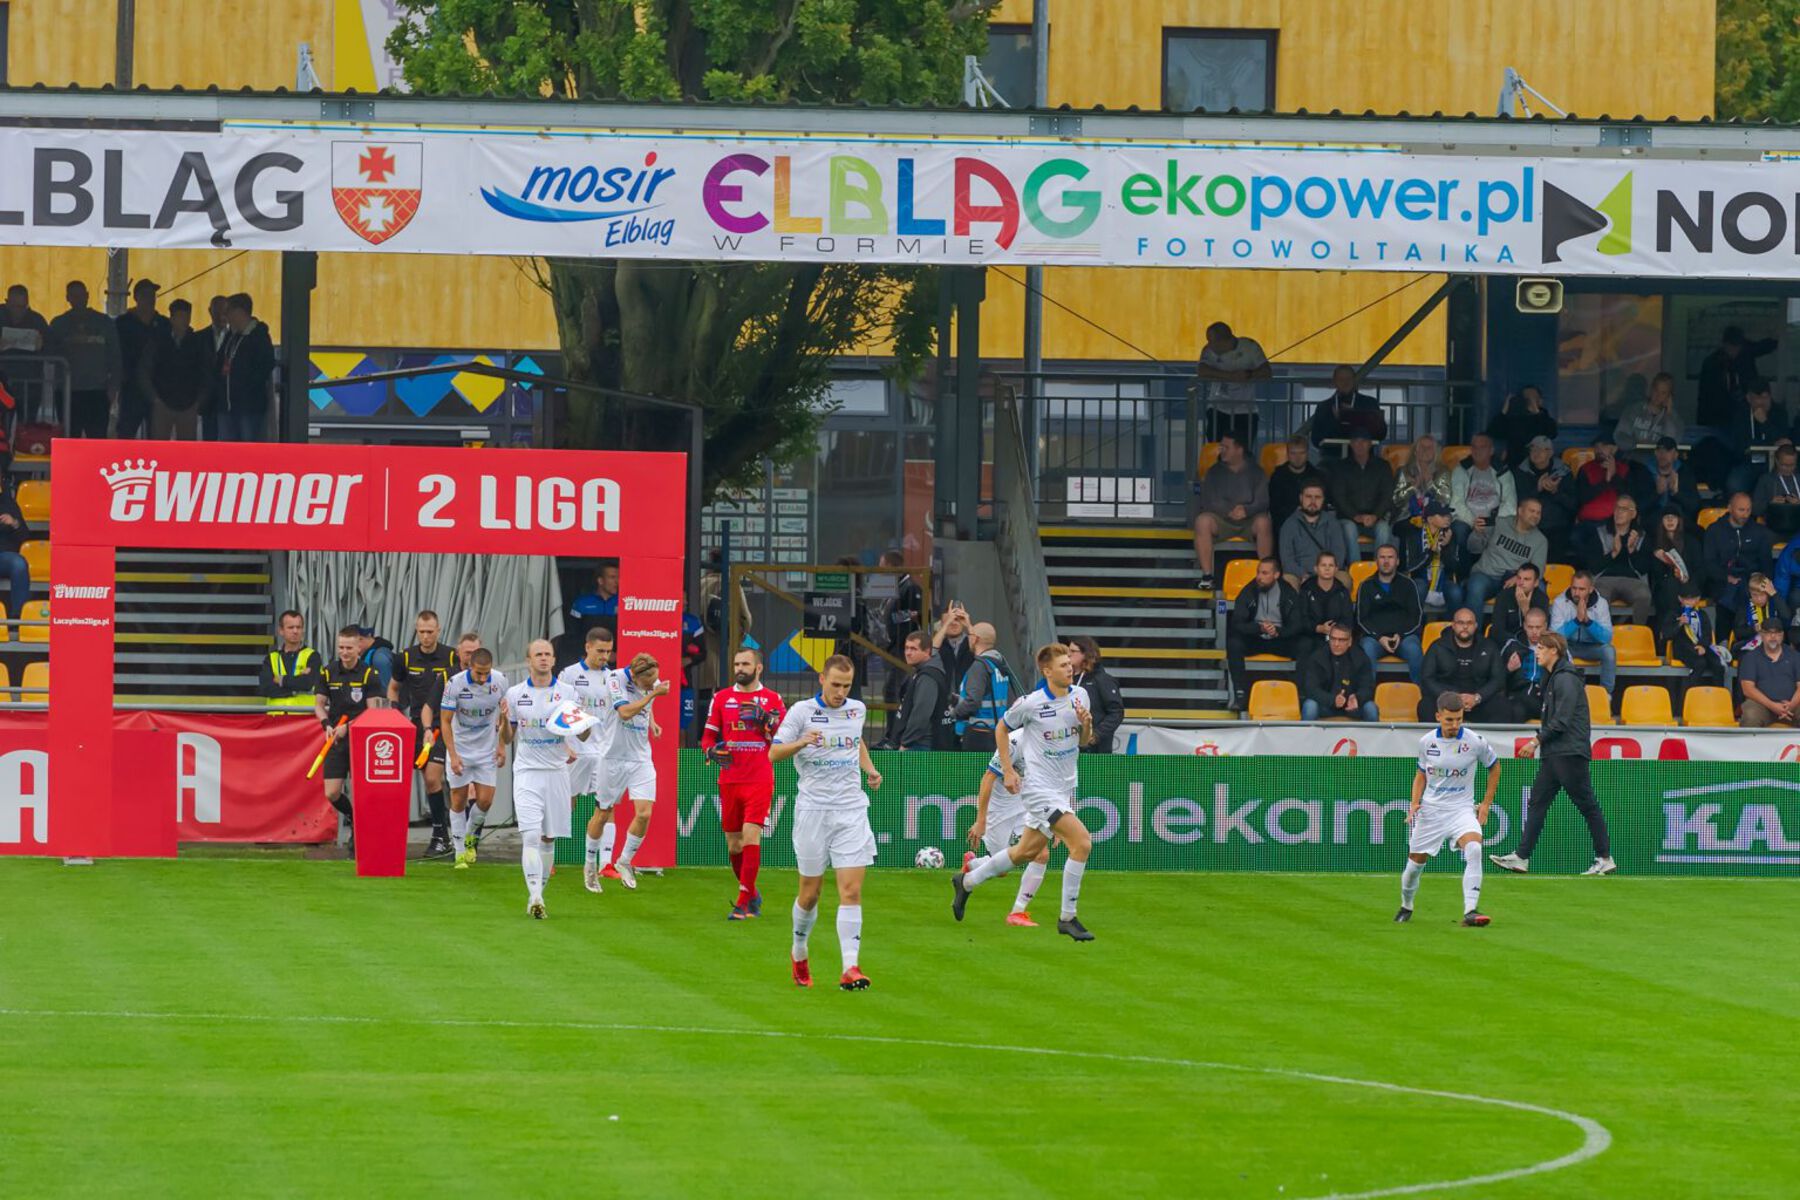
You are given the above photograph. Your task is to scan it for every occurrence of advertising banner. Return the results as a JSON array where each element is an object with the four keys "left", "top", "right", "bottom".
[
  {"left": 1116, "top": 722, "right": 1800, "bottom": 762},
  {"left": 9, "top": 125, "right": 1800, "bottom": 278}
]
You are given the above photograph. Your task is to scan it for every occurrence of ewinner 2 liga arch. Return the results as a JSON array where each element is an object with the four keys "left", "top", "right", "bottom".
[{"left": 12, "top": 439, "right": 686, "bottom": 860}]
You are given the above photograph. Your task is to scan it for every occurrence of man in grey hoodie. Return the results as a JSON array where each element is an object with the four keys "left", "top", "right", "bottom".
[
  {"left": 1278, "top": 482, "right": 1352, "bottom": 585},
  {"left": 1464, "top": 496, "right": 1550, "bottom": 614}
]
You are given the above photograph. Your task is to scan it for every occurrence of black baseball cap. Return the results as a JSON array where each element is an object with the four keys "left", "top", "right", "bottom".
[{"left": 1655, "top": 436, "right": 1679, "bottom": 451}]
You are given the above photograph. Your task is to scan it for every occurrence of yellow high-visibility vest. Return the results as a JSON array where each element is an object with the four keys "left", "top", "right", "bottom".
[{"left": 267, "top": 647, "right": 319, "bottom": 711}]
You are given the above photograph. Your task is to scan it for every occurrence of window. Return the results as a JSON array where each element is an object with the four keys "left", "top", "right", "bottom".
[
  {"left": 979, "top": 24, "right": 1037, "bottom": 108},
  {"left": 1163, "top": 29, "right": 1276, "bottom": 113}
]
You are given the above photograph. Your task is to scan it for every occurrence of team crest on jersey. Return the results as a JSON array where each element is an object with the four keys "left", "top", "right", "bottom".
[{"left": 350, "top": 687, "right": 363, "bottom": 702}]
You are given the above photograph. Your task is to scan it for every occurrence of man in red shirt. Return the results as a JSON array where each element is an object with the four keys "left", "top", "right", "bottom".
[{"left": 702, "top": 647, "right": 787, "bottom": 920}]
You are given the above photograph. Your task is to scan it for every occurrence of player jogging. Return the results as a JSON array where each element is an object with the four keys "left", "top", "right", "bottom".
[
  {"left": 604, "top": 652, "right": 671, "bottom": 889},
  {"left": 1397, "top": 692, "right": 1499, "bottom": 927},
  {"left": 315, "top": 624, "right": 383, "bottom": 857},
  {"left": 953, "top": 643, "right": 1097, "bottom": 941},
  {"left": 769, "top": 655, "right": 882, "bottom": 990},
  {"left": 440, "top": 647, "right": 509, "bottom": 868},
  {"left": 965, "top": 728, "right": 1053, "bottom": 927},
  {"left": 390, "top": 610, "right": 457, "bottom": 858},
  {"left": 559, "top": 626, "right": 616, "bottom": 892},
  {"left": 503, "top": 639, "right": 590, "bottom": 918},
  {"left": 702, "top": 646, "right": 787, "bottom": 920}
]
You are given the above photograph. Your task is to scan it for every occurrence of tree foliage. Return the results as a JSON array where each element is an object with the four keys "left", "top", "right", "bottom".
[
  {"left": 389, "top": 0, "right": 997, "bottom": 495},
  {"left": 1716, "top": 0, "right": 1800, "bottom": 123}
]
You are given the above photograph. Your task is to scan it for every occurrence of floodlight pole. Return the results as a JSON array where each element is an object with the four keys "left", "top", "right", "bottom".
[{"left": 1021, "top": 0, "right": 1050, "bottom": 488}]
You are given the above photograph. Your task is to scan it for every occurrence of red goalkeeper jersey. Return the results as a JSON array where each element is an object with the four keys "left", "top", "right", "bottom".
[{"left": 702, "top": 686, "right": 786, "bottom": 784}]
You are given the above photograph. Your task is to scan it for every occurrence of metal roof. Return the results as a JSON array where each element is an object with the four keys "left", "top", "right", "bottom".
[{"left": 0, "top": 84, "right": 1794, "bottom": 157}]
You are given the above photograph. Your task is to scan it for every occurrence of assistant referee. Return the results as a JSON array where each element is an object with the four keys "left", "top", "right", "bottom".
[
  {"left": 1489, "top": 631, "right": 1617, "bottom": 877},
  {"left": 316, "top": 625, "right": 384, "bottom": 856}
]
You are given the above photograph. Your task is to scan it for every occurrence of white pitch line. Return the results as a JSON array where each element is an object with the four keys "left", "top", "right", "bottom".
[{"left": 0, "top": 1006, "right": 1610, "bottom": 1200}]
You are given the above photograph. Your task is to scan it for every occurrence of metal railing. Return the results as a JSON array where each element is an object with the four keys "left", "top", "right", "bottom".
[{"left": 0, "top": 353, "right": 72, "bottom": 458}]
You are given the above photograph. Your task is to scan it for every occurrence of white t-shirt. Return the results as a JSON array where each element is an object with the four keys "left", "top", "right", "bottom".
[
  {"left": 1200, "top": 336, "right": 1268, "bottom": 413},
  {"left": 1415, "top": 727, "right": 1499, "bottom": 808},
  {"left": 1000, "top": 684, "right": 1090, "bottom": 801},
  {"left": 557, "top": 661, "right": 614, "bottom": 759},
  {"left": 605, "top": 670, "right": 656, "bottom": 764},
  {"left": 505, "top": 678, "right": 578, "bottom": 772},
  {"left": 442, "top": 668, "right": 509, "bottom": 757},
  {"left": 774, "top": 694, "right": 869, "bottom": 811}
]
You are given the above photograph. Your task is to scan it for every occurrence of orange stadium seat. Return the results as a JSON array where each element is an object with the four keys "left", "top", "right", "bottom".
[
  {"left": 1348, "top": 560, "right": 1378, "bottom": 596},
  {"left": 1542, "top": 563, "right": 1574, "bottom": 597},
  {"left": 1439, "top": 444, "right": 1471, "bottom": 469},
  {"left": 1586, "top": 684, "right": 1616, "bottom": 726},
  {"left": 20, "top": 540, "right": 48, "bottom": 580},
  {"left": 1375, "top": 682, "right": 1421, "bottom": 722},
  {"left": 1621, "top": 685, "right": 1674, "bottom": 726},
  {"left": 1259, "top": 442, "right": 1288, "bottom": 475},
  {"left": 18, "top": 600, "right": 49, "bottom": 644},
  {"left": 0, "top": 663, "right": 8, "bottom": 693},
  {"left": 19, "top": 662, "right": 48, "bottom": 702},
  {"left": 1562, "top": 447, "right": 1594, "bottom": 473},
  {"left": 1612, "top": 624, "right": 1659, "bottom": 666},
  {"left": 1380, "top": 444, "right": 1411, "bottom": 471},
  {"left": 1248, "top": 680, "right": 1301, "bottom": 721},
  {"left": 1198, "top": 443, "right": 1222, "bottom": 476},
  {"left": 1681, "top": 686, "right": 1736, "bottom": 727},
  {"left": 1421, "top": 621, "right": 1450, "bottom": 653},
  {"left": 1697, "top": 507, "right": 1728, "bottom": 529},
  {"left": 14, "top": 480, "right": 50, "bottom": 525},
  {"left": 1221, "top": 557, "right": 1260, "bottom": 600}
]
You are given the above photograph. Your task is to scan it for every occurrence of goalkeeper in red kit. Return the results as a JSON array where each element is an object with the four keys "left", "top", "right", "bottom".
[{"left": 702, "top": 646, "right": 787, "bottom": 920}]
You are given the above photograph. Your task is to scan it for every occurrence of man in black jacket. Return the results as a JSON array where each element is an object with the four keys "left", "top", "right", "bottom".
[
  {"left": 1354, "top": 543, "right": 1424, "bottom": 679},
  {"left": 1299, "top": 623, "right": 1376, "bottom": 720},
  {"left": 1308, "top": 365, "right": 1388, "bottom": 449},
  {"left": 218, "top": 292, "right": 275, "bottom": 441},
  {"left": 1661, "top": 581, "right": 1727, "bottom": 697},
  {"left": 1225, "top": 556, "right": 1303, "bottom": 711},
  {"left": 886, "top": 631, "right": 953, "bottom": 749},
  {"left": 145, "top": 298, "right": 212, "bottom": 440},
  {"left": 1511, "top": 436, "right": 1577, "bottom": 562},
  {"left": 1418, "top": 608, "right": 1511, "bottom": 722},
  {"left": 1499, "top": 607, "right": 1551, "bottom": 721},
  {"left": 1297, "top": 552, "right": 1355, "bottom": 661},
  {"left": 1486, "top": 562, "right": 1548, "bottom": 645},
  {"left": 1067, "top": 635, "right": 1125, "bottom": 753},
  {"left": 1268, "top": 434, "right": 1328, "bottom": 530},
  {"left": 1490, "top": 631, "right": 1616, "bottom": 875}
]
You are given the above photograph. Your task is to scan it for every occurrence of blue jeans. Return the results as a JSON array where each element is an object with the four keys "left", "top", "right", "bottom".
[
  {"left": 1416, "top": 576, "right": 1466, "bottom": 615},
  {"left": 1568, "top": 636, "right": 1617, "bottom": 690},
  {"left": 0, "top": 551, "right": 28, "bottom": 617},
  {"left": 1464, "top": 571, "right": 1506, "bottom": 613},
  {"left": 218, "top": 407, "right": 267, "bottom": 441},
  {"left": 1361, "top": 634, "right": 1424, "bottom": 679},
  {"left": 1302, "top": 698, "right": 1380, "bottom": 721},
  {"left": 1338, "top": 517, "right": 1392, "bottom": 563}
]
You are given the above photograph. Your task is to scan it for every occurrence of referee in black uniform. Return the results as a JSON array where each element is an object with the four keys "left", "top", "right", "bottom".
[
  {"left": 316, "top": 625, "right": 383, "bottom": 857},
  {"left": 390, "top": 609, "right": 458, "bottom": 858},
  {"left": 1490, "top": 630, "right": 1617, "bottom": 876}
]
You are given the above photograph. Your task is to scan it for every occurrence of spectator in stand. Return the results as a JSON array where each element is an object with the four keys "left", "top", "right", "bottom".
[
  {"left": 1308, "top": 365, "right": 1387, "bottom": 450},
  {"left": 1513, "top": 435, "right": 1576, "bottom": 562},
  {"left": 1613, "top": 370, "right": 1683, "bottom": 449},
  {"left": 1464, "top": 496, "right": 1550, "bottom": 614},
  {"left": 1448, "top": 433, "right": 1516, "bottom": 553},
  {"left": 48, "top": 280, "right": 121, "bottom": 439},
  {"left": 931, "top": 599, "right": 975, "bottom": 691},
  {"left": 1703, "top": 492, "right": 1775, "bottom": 615},
  {"left": 1500, "top": 607, "right": 1551, "bottom": 722},
  {"left": 1699, "top": 326, "right": 1777, "bottom": 431},
  {"left": 0, "top": 285, "right": 51, "bottom": 352},
  {"left": 1388, "top": 433, "right": 1453, "bottom": 542},
  {"left": 1194, "top": 321, "right": 1271, "bottom": 445},
  {"left": 1192, "top": 432, "right": 1271, "bottom": 590},
  {"left": 1739, "top": 619, "right": 1800, "bottom": 727},
  {"left": 115, "top": 278, "right": 168, "bottom": 440},
  {"left": 1355, "top": 542, "right": 1424, "bottom": 680},
  {"left": 355, "top": 623, "right": 397, "bottom": 692},
  {"left": 1645, "top": 436, "right": 1702, "bottom": 524},
  {"left": 1550, "top": 570, "right": 1616, "bottom": 691},
  {"left": 1326, "top": 430, "right": 1393, "bottom": 559},
  {"left": 200, "top": 294, "right": 231, "bottom": 441},
  {"left": 1751, "top": 443, "right": 1800, "bottom": 540},
  {"left": 1486, "top": 384, "right": 1556, "bottom": 468},
  {"left": 1775, "top": 537, "right": 1800, "bottom": 609},
  {"left": 1725, "top": 378, "right": 1790, "bottom": 497},
  {"left": 1278, "top": 482, "right": 1352, "bottom": 586},
  {"left": 1402, "top": 499, "right": 1465, "bottom": 616},
  {"left": 885, "top": 630, "right": 953, "bottom": 750},
  {"left": 1268, "top": 434, "right": 1327, "bottom": 531},
  {"left": 1225, "top": 556, "right": 1303, "bottom": 711},
  {"left": 217, "top": 292, "right": 274, "bottom": 440},
  {"left": 1487, "top": 561, "right": 1548, "bottom": 645},
  {"left": 257, "top": 609, "right": 322, "bottom": 712},
  {"left": 951, "top": 622, "right": 1019, "bottom": 752},
  {"left": 1066, "top": 636, "right": 1124, "bottom": 753},
  {"left": 1574, "top": 433, "right": 1650, "bottom": 528},
  {"left": 1726, "top": 573, "right": 1792, "bottom": 657},
  {"left": 143, "top": 298, "right": 211, "bottom": 440},
  {"left": 1576, "top": 494, "right": 1653, "bottom": 624},
  {"left": 1298, "top": 551, "right": 1355, "bottom": 658},
  {"left": 1300, "top": 622, "right": 1377, "bottom": 721},
  {"left": 1417, "top": 606, "right": 1510, "bottom": 722},
  {"left": 0, "top": 473, "right": 32, "bottom": 619},
  {"left": 1662, "top": 580, "right": 1727, "bottom": 697},
  {"left": 1650, "top": 508, "right": 1708, "bottom": 623}
]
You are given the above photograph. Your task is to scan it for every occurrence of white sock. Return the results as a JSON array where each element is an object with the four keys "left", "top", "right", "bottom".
[
  {"left": 837, "top": 904, "right": 863, "bottom": 970},
  {"left": 965, "top": 851, "right": 1017, "bottom": 890},
  {"left": 449, "top": 807, "right": 468, "bottom": 842},
  {"left": 540, "top": 839, "right": 558, "bottom": 882},
  {"left": 1400, "top": 858, "right": 1424, "bottom": 909},
  {"left": 585, "top": 835, "right": 603, "bottom": 866},
  {"left": 599, "top": 820, "right": 617, "bottom": 863},
  {"left": 466, "top": 805, "right": 487, "bottom": 840},
  {"left": 522, "top": 834, "right": 544, "bottom": 901},
  {"left": 791, "top": 901, "right": 818, "bottom": 961},
  {"left": 1461, "top": 842, "right": 1484, "bottom": 914},
  {"left": 618, "top": 831, "right": 644, "bottom": 867},
  {"left": 1060, "top": 858, "right": 1087, "bottom": 920},
  {"left": 1012, "top": 860, "right": 1047, "bottom": 913}
]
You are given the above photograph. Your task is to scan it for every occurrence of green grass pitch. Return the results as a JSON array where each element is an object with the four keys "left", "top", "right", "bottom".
[{"left": 2, "top": 857, "right": 1796, "bottom": 1198}]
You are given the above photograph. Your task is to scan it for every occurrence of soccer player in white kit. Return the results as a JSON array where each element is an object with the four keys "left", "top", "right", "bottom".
[
  {"left": 440, "top": 646, "right": 509, "bottom": 868},
  {"left": 557, "top": 626, "right": 617, "bottom": 893},
  {"left": 502, "top": 639, "right": 590, "bottom": 919},
  {"left": 604, "top": 652, "right": 671, "bottom": 890},
  {"left": 1398, "top": 691, "right": 1500, "bottom": 927},
  {"left": 965, "top": 729, "right": 1054, "bottom": 927},
  {"left": 952, "top": 644, "right": 1097, "bottom": 941},
  {"left": 769, "top": 654, "right": 883, "bottom": 990}
]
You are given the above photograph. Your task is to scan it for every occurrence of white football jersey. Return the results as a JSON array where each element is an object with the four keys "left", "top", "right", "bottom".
[
  {"left": 1000, "top": 684, "right": 1089, "bottom": 800},
  {"left": 442, "top": 668, "right": 509, "bottom": 756},
  {"left": 505, "top": 678, "right": 579, "bottom": 772},
  {"left": 1415, "top": 727, "right": 1499, "bottom": 807},
  {"left": 774, "top": 694, "right": 869, "bottom": 811},
  {"left": 557, "top": 661, "right": 614, "bottom": 759},
  {"left": 605, "top": 670, "right": 658, "bottom": 764}
]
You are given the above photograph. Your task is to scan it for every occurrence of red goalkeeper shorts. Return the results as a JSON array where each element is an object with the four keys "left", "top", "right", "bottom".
[{"left": 719, "top": 779, "right": 773, "bottom": 831}]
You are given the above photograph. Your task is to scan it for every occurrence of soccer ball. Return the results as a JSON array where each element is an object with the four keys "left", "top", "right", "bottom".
[{"left": 914, "top": 846, "right": 946, "bottom": 870}]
